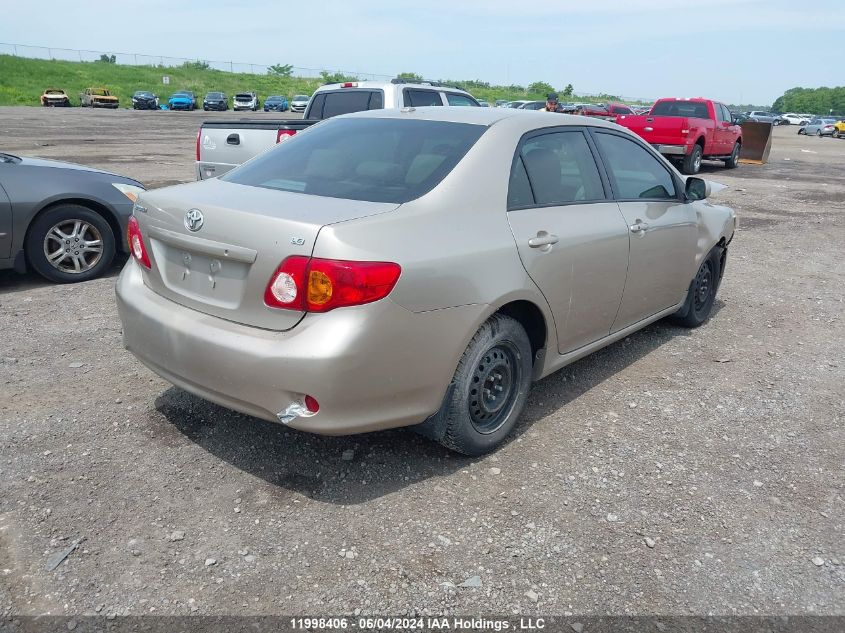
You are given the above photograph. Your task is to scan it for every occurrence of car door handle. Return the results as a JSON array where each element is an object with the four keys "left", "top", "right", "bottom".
[
  {"left": 226, "top": 134, "right": 240, "bottom": 145},
  {"left": 528, "top": 232, "right": 559, "bottom": 248},
  {"left": 629, "top": 220, "right": 649, "bottom": 233}
]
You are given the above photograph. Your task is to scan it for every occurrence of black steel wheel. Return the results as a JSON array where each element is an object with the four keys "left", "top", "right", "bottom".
[
  {"left": 416, "top": 314, "right": 534, "bottom": 456},
  {"left": 671, "top": 247, "right": 723, "bottom": 328}
]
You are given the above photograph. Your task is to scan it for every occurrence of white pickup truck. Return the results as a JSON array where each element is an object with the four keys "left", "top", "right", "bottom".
[{"left": 195, "top": 79, "right": 480, "bottom": 180}]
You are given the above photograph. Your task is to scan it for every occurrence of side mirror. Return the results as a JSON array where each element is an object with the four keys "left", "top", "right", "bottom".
[{"left": 685, "top": 177, "right": 709, "bottom": 201}]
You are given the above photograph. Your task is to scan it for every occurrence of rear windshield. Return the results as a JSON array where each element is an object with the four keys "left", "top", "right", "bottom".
[
  {"left": 222, "top": 118, "right": 485, "bottom": 204},
  {"left": 650, "top": 101, "right": 710, "bottom": 118},
  {"left": 307, "top": 90, "right": 385, "bottom": 120}
]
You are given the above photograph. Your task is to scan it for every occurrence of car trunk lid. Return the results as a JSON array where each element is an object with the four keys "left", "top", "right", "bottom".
[{"left": 135, "top": 178, "right": 399, "bottom": 331}]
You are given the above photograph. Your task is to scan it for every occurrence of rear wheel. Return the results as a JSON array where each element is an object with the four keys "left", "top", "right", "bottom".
[
  {"left": 682, "top": 144, "right": 703, "bottom": 175},
  {"left": 724, "top": 142, "right": 741, "bottom": 169},
  {"left": 671, "top": 247, "right": 723, "bottom": 328},
  {"left": 26, "top": 205, "right": 116, "bottom": 283},
  {"left": 418, "top": 314, "right": 533, "bottom": 456},
  {"left": 816, "top": 129, "right": 822, "bottom": 137}
]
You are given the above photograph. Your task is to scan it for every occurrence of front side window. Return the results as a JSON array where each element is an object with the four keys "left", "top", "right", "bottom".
[
  {"left": 593, "top": 132, "right": 677, "bottom": 200},
  {"left": 516, "top": 131, "right": 605, "bottom": 206},
  {"left": 404, "top": 89, "right": 442, "bottom": 107},
  {"left": 223, "top": 118, "right": 485, "bottom": 204}
]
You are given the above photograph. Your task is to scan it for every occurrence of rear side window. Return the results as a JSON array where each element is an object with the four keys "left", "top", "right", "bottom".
[
  {"left": 515, "top": 131, "right": 605, "bottom": 206},
  {"left": 445, "top": 93, "right": 478, "bottom": 107},
  {"left": 404, "top": 89, "right": 442, "bottom": 107},
  {"left": 222, "top": 118, "right": 485, "bottom": 204},
  {"left": 308, "top": 90, "right": 384, "bottom": 120},
  {"left": 507, "top": 157, "right": 534, "bottom": 209},
  {"left": 650, "top": 100, "right": 710, "bottom": 119},
  {"left": 593, "top": 132, "right": 677, "bottom": 200}
]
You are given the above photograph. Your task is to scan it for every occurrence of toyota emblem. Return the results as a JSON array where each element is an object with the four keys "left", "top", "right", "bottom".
[{"left": 184, "top": 209, "right": 204, "bottom": 232}]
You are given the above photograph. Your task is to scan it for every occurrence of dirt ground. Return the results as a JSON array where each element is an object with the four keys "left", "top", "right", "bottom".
[{"left": 0, "top": 108, "right": 843, "bottom": 618}]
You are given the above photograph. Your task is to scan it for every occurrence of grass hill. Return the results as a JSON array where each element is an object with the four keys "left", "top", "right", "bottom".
[
  {"left": 0, "top": 55, "right": 323, "bottom": 107},
  {"left": 0, "top": 54, "right": 645, "bottom": 108}
]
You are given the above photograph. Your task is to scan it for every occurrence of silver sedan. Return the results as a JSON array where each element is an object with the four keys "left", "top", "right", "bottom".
[
  {"left": 116, "top": 107, "right": 736, "bottom": 455},
  {"left": 799, "top": 118, "right": 838, "bottom": 136}
]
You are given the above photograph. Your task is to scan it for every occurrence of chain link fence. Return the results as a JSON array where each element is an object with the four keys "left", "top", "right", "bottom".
[{"left": 0, "top": 42, "right": 394, "bottom": 81}]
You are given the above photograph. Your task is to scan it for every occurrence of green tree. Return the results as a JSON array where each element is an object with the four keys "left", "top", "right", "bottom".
[
  {"left": 268, "top": 63, "right": 294, "bottom": 77},
  {"left": 320, "top": 70, "right": 358, "bottom": 84},
  {"left": 397, "top": 72, "right": 424, "bottom": 82},
  {"left": 182, "top": 60, "right": 210, "bottom": 71},
  {"left": 561, "top": 83, "right": 574, "bottom": 98},
  {"left": 98, "top": 54, "right": 116, "bottom": 64},
  {"left": 528, "top": 81, "right": 554, "bottom": 96}
]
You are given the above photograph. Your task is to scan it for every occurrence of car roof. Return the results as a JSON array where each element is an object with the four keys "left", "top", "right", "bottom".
[
  {"left": 338, "top": 105, "right": 623, "bottom": 132},
  {"left": 316, "top": 80, "right": 473, "bottom": 95}
]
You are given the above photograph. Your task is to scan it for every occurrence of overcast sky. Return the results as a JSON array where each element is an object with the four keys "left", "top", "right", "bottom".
[{"left": 3, "top": 0, "right": 843, "bottom": 105}]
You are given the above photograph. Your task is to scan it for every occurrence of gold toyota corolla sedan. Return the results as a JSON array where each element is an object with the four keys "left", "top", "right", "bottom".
[{"left": 116, "top": 107, "right": 736, "bottom": 455}]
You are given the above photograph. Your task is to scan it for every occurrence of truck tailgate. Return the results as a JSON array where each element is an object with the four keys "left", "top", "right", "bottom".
[
  {"left": 615, "top": 115, "right": 692, "bottom": 146},
  {"left": 197, "top": 120, "right": 316, "bottom": 180}
]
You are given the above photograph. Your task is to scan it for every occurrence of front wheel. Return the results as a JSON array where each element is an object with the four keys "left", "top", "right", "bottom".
[
  {"left": 25, "top": 205, "right": 116, "bottom": 283},
  {"left": 682, "top": 144, "right": 703, "bottom": 175},
  {"left": 816, "top": 129, "right": 822, "bottom": 137},
  {"left": 418, "top": 314, "right": 533, "bottom": 456},
  {"left": 724, "top": 142, "right": 741, "bottom": 169},
  {"left": 671, "top": 247, "right": 723, "bottom": 328}
]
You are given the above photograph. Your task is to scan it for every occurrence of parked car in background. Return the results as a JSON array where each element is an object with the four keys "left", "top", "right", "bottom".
[
  {"left": 615, "top": 97, "right": 742, "bottom": 174},
  {"left": 745, "top": 110, "right": 777, "bottom": 124},
  {"left": 263, "top": 95, "right": 290, "bottom": 112},
  {"left": 833, "top": 120, "right": 845, "bottom": 138},
  {"left": 40, "top": 88, "right": 70, "bottom": 107},
  {"left": 494, "top": 99, "right": 509, "bottom": 107},
  {"left": 504, "top": 100, "right": 531, "bottom": 108},
  {"left": 203, "top": 92, "right": 228, "bottom": 111},
  {"left": 290, "top": 94, "right": 310, "bottom": 113},
  {"left": 478, "top": 101, "right": 491, "bottom": 107},
  {"left": 234, "top": 92, "right": 259, "bottom": 111},
  {"left": 120, "top": 107, "right": 735, "bottom": 456},
  {"left": 0, "top": 152, "right": 144, "bottom": 283},
  {"left": 518, "top": 101, "right": 546, "bottom": 110},
  {"left": 168, "top": 92, "right": 195, "bottom": 111},
  {"left": 575, "top": 102, "right": 636, "bottom": 121},
  {"left": 800, "top": 118, "right": 837, "bottom": 136},
  {"left": 196, "top": 80, "right": 480, "bottom": 179},
  {"left": 778, "top": 113, "right": 809, "bottom": 126},
  {"left": 131, "top": 91, "right": 158, "bottom": 110},
  {"left": 80, "top": 87, "right": 119, "bottom": 108}
]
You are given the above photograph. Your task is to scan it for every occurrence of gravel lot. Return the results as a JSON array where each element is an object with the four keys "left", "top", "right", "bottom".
[{"left": 1, "top": 108, "right": 843, "bottom": 618}]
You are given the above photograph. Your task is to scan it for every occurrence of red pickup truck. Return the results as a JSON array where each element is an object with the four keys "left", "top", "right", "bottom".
[{"left": 614, "top": 98, "right": 742, "bottom": 174}]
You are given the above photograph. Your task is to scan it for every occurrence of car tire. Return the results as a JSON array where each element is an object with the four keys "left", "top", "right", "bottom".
[
  {"left": 816, "top": 129, "right": 822, "bottom": 137},
  {"left": 25, "top": 205, "right": 116, "bottom": 284},
  {"left": 418, "top": 314, "right": 533, "bottom": 456},
  {"left": 671, "top": 246, "right": 723, "bottom": 328},
  {"left": 682, "top": 144, "right": 703, "bottom": 175},
  {"left": 724, "top": 142, "right": 741, "bottom": 169}
]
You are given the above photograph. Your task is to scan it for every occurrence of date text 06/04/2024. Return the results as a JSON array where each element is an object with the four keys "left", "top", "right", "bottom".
[{"left": 289, "top": 617, "right": 547, "bottom": 631}]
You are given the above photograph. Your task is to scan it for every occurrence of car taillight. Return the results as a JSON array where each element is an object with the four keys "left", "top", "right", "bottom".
[
  {"left": 276, "top": 129, "right": 296, "bottom": 143},
  {"left": 195, "top": 127, "right": 201, "bottom": 161},
  {"left": 127, "top": 216, "right": 151, "bottom": 269},
  {"left": 264, "top": 256, "right": 401, "bottom": 313}
]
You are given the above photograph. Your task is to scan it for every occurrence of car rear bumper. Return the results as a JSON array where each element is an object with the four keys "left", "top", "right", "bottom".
[
  {"left": 115, "top": 261, "right": 482, "bottom": 435},
  {"left": 653, "top": 144, "right": 688, "bottom": 155},
  {"left": 92, "top": 102, "right": 119, "bottom": 108}
]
